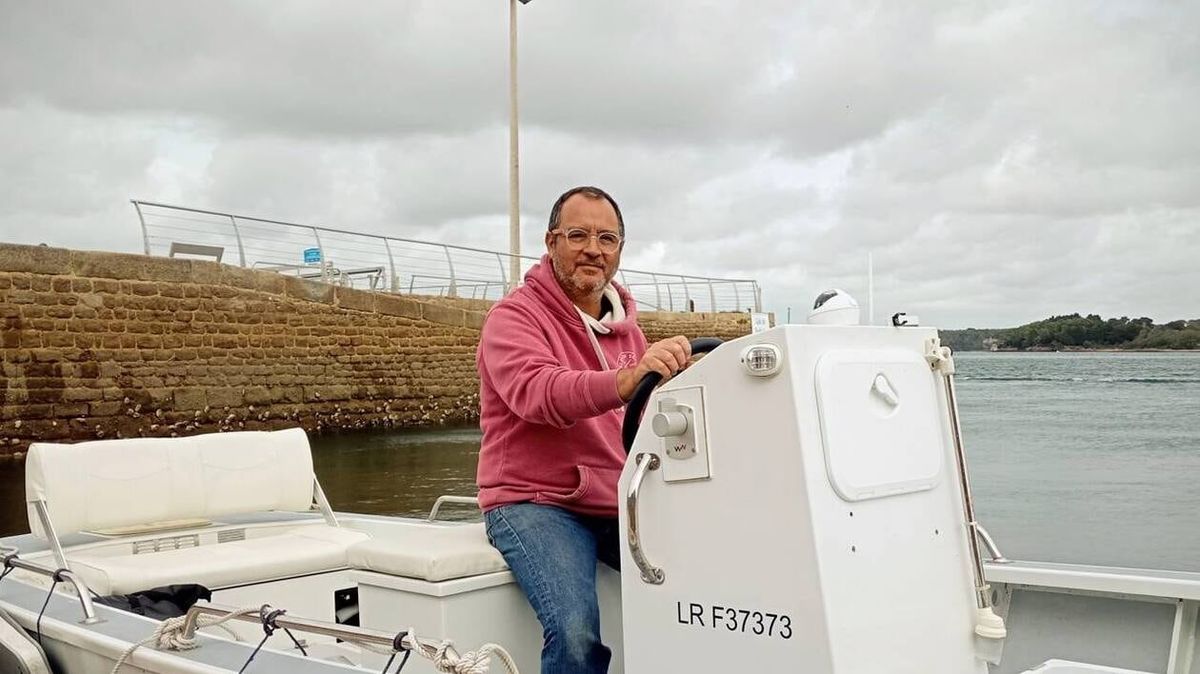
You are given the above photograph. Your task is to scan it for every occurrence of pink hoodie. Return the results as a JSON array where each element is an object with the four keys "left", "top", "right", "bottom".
[{"left": 476, "top": 255, "right": 647, "bottom": 517}]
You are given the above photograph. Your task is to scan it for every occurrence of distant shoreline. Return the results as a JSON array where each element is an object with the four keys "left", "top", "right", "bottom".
[
  {"left": 963, "top": 348, "right": 1200, "bottom": 353},
  {"left": 939, "top": 315, "right": 1199, "bottom": 352}
]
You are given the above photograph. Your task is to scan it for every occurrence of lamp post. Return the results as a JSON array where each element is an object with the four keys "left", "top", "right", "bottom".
[{"left": 508, "top": 0, "right": 532, "bottom": 291}]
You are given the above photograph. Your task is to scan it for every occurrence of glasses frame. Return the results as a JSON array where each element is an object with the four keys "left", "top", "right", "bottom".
[{"left": 550, "top": 227, "right": 624, "bottom": 253}]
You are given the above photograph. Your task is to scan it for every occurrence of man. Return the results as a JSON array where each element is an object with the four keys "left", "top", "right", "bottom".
[{"left": 476, "top": 186, "right": 691, "bottom": 673}]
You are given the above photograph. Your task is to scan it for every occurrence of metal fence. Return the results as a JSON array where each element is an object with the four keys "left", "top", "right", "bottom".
[{"left": 132, "top": 200, "right": 762, "bottom": 313}]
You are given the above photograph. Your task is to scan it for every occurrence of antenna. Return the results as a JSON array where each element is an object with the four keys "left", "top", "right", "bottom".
[{"left": 868, "top": 252, "right": 874, "bottom": 326}]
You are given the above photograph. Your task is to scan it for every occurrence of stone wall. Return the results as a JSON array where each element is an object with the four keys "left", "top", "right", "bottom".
[
  {"left": 0, "top": 244, "right": 753, "bottom": 456},
  {"left": 638, "top": 310, "right": 754, "bottom": 343}
]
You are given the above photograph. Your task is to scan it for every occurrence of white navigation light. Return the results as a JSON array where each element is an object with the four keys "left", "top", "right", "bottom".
[
  {"left": 808, "top": 288, "right": 860, "bottom": 325},
  {"left": 740, "top": 344, "right": 782, "bottom": 377}
]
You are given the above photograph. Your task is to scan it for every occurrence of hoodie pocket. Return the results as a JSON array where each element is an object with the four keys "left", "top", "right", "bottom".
[
  {"left": 534, "top": 465, "right": 623, "bottom": 512},
  {"left": 534, "top": 465, "right": 593, "bottom": 505}
]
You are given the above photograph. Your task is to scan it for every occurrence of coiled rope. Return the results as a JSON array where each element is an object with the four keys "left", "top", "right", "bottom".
[
  {"left": 394, "top": 627, "right": 520, "bottom": 674},
  {"left": 109, "top": 605, "right": 258, "bottom": 673}
]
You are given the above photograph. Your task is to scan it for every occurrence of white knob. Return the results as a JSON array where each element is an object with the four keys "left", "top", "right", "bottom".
[{"left": 652, "top": 411, "right": 689, "bottom": 437}]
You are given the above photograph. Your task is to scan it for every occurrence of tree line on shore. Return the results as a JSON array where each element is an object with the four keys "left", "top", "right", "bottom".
[{"left": 939, "top": 314, "right": 1200, "bottom": 351}]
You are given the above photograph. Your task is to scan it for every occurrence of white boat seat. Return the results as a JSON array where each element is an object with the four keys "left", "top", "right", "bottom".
[
  {"left": 347, "top": 523, "right": 508, "bottom": 582},
  {"left": 68, "top": 525, "right": 369, "bottom": 596},
  {"left": 25, "top": 428, "right": 320, "bottom": 539}
]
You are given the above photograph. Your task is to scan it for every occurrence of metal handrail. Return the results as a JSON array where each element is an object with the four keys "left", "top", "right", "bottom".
[
  {"left": 0, "top": 547, "right": 102, "bottom": 625},
  {"left": 975, "top": 524, "right": 1011, "bottom": 564},
  {"left": 133, "top": 199, "right": 762, "bottom": 312},
  {"left": 427, "top": 495, "right": 480, "bottom": 522},
  {"left": 627, "top": 453, "right": 665, "bottom": 585},
  {"left": 183, "top": 602, "right": 400, "bottom": 648}
]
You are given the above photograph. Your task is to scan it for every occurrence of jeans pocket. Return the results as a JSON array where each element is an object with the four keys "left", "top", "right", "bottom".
[{"left": 483, "top": 510, "right": 500, "bottom": 548}]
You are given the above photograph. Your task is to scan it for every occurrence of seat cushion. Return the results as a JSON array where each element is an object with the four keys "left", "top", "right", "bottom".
[
  {"left": 347, "top": 523, "right": 509, "bottom": 582},
  {"left": 69, "top": 525, "right": 368, "bottom": 596}
]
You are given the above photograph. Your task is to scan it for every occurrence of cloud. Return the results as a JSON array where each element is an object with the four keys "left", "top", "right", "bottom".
[{"left": 0, "top": 0, "right": 1197, "bottom": 328}]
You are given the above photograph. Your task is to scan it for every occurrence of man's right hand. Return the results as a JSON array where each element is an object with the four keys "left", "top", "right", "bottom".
[{"left": 616, "top": 336, "right": 691, "bottom": 401}]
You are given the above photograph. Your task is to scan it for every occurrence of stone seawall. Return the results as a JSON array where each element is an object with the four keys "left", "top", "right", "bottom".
[{"left": 0, "top": 244, "right": 754, "bottom": 455}]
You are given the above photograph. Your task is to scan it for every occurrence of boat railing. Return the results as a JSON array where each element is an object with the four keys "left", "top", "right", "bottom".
[
  {"left": 0, "top": 546, "right": 102, "bottom": 625},
  {"left": 132, "top": 199, "right": 763, "bottom": 312},
  {"left": 183, "top": 602, "right": 402, "bottom": 649},
  {"left": 984, "top": 558, "right": 1200, "bottom": 671},
  {"left": 975, "top": 523, "right": 1010, "bottom": 564},
  {"left": 426, "top": 495, "right": 480, "bottom": 522}
]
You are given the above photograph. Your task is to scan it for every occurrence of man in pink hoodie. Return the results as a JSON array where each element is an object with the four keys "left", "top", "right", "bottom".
[{"left": 477, "top": 186, "right": 690, "bottom": 674}]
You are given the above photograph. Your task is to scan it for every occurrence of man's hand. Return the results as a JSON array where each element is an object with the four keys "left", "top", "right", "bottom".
[{"left": 617, "top": 336, "right": 691, "bottom": 401}]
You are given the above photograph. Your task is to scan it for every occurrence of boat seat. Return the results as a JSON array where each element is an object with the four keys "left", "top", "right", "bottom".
[
  {"left": 347, "top": 523, "right": 508, "bottom": 582},
  {"left": 24, "top": 428, "right": 368, "bottom": 595},
  {"left": 67, "top": 525, "right": 367, "bottom": 596}
]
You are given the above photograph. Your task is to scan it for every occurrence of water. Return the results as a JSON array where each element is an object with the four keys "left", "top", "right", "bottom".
[
  {"left": 2, "top": 352, "right": 1198, "bottom": 572},
  {"left": 955, "top": 351, "right": 1200, "bottom": 571}
]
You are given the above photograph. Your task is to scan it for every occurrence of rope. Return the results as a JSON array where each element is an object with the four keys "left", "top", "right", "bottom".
[
  {"left": 397, "top": 628, "right": 521, "bottom": 674},
  {"left": 237, "top": 631, "right": 272, "bottom": 674},
  {"left": 109, "top": 605, "right": 260, "bottom": 674},
  {"left": 380, "top": 648, "right": 412, "bottom": 674},
  {"left": 34, "top": 570, "right": 69, "bottom": 645},
  {"left": 109, "top": 606, "right": 522, "bottom": 674},
  {"left": 235, "top": 606, "right": 308, "bottom": 672},
  {"left": 306, "top": 626, "right": 520, "bottom": 674}
]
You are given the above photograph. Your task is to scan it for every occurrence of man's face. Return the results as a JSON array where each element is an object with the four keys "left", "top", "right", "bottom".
[{"left": 545, "top": 194, "right": 623, "bottom": 299}]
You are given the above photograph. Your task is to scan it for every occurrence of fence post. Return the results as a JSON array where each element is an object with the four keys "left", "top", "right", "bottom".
[
  {"left": 311, "top": 228, "right": 328, "bottom": 283},
  {"left": 650, "top": 272, "right": 663, "bottom": 311},
  {"left": 132, "top": 201, "right": 152, "bottom": 256},
  {"left": 754, "top": 282, "right": 762, "bottom": 312},
  {"left": 497, "top": 253, "right": 509, "bottom": 294},
  {"left": 383, "top": 238, "right": 399, "bottom": 292},
  {"left": 732, "top": 283, "right": 741, "bottom": 312},
  {"left": 443, "top": 246, "right": 458, "bottom": 297},
  {"left": 229, "top": 215, "right": 247, "bottom": 267},
  {"left": 707, "top": 279, "right": 717, "bottom": 313},
  {"left": 680, "top": 275, "right": 690, "bottom": 311}
]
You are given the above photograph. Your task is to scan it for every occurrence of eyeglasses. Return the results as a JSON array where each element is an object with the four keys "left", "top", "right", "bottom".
[{"left": 551, "top": 228, "right": 623, "bottom": 253}]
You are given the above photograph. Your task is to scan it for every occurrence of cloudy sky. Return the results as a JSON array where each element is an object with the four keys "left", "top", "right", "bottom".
[{"left": 1, "top": 1, "right": 1196, "bottom": 328}]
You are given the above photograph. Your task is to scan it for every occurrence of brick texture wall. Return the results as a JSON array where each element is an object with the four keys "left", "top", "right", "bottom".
[
  {"left": 0, "top": 244, "right": 753, "bottom": 456},
  {"left": 638, "top": 310, "right": 754, "bottom": 343}
]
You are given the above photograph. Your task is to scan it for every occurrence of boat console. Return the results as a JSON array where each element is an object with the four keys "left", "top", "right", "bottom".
[{"left": 618, "top": 324, "right": 997, "bottom": 673}]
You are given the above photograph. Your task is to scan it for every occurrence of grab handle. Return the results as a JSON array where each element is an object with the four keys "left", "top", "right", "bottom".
[{"left": 627, "top": 453, "right": 664, "bottom": 585}]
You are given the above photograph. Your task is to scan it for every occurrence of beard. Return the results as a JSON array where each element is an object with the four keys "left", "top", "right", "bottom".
[{"left": 551, "top": 254, "right": 609, "bottom": 299}]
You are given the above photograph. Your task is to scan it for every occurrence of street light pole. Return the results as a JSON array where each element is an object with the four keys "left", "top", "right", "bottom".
[{"left": 507, "top": 0, "right": 521, "bottom": 290}]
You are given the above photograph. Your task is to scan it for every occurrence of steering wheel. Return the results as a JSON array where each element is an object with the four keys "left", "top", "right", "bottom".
[{"left": 621, "top": 337, "right": 724, "bottom": 453}]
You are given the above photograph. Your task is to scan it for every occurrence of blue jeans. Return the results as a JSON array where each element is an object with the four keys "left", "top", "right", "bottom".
[{"left": 484, "top": 503, "right": 621, "bottom": 674}]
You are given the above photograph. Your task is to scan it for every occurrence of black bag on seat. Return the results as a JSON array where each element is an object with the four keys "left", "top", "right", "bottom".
[{"left": 95, "top": 584, "right": 212, "bottom": 620}]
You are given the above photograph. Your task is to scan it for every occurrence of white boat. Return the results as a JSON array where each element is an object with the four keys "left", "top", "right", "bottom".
[{"left": 2, "top": 324, "right": 1196, "bottom": 673}]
